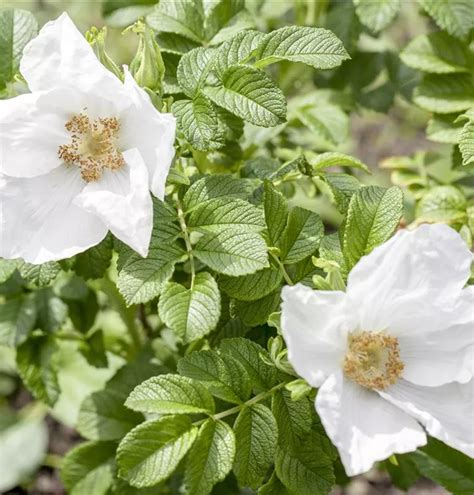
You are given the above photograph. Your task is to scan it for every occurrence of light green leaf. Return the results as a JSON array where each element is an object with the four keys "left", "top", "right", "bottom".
[
  {"left": 194, "top": 230, "right": 269, "bottom": 276},
  {"left": 0, "top": 295, "right": 36, "bottom": 346},
  {"left": 324, "top": 173, "right": 361, "bottom": 214},
  {"left": 173, "top": 96, "right": 225, "bottom": 151},
  {"left": 230, "top": 290, "right": 281, "bottom": 327},
  {"left": 296, "top": 103, "right": 349, "bottom": 145},
  {"left": 279, "top": 207, "right": 324, "bottom": 264},
  {"left": 418, "top": 0, "right": 474, "bottom": 40},
  {"left": 184, "top": 419, "right": 236, "bottom": 495},
  {"left": 343, "top": 186, "right": 403, "bottom": 269},
  {"left": 117, "top": 200, "right": 184, "bottom": 305},
  {"left": 16, "top": 335, "right": 60, "bottom": 406},
  {"left": 189, "top": 197, "right": 265, "bottom": 233},
  {"left": 233, "top": 404, "right": 278, "bottom": 489},
  {"left": 220, "top": 337, "right": 279, "bottom": 390},
  {"left": 125, "top": 374, "right": 215, "bottom": 415},
  {"left": 264, "top": 182, "right": 289, "bottom": 246},
  {"left": 177, "top": 349, "right": 251, "bottom": 404},
  {"left": 353, "top": 0, "right": 400, "bottom": 33},
  {"left": 61, "top": 441, "right": 116, "bottom": 495},
  {"left": 34, "top": 288, "right": 68, "bottom": 333},
  {"left": 272, "top": 390, "right": 312, "bottom": 446},
  {"left": 427, "top": 114, "right": 464, "bottom": 143},
  {"left": 204, "top": 65, "right": 287, "bottom": 127},
  {"left": 400, "top": 31, "right": 471, "bottom": 74},
  {"left": 414, "top": 74, "right": 474, "bottom": 114},
  {"left": 147, "top": 0, "right": 205, "bottom": 43},
  {"left": 204, "top": 0, "right": 245, "bottom": 41},
  {"left": 254, "top": 26, "right": 349, "bottom": 70},
  {"left": 460, "top": 120, "right": 474, "bottom": 166},
  {"left": 410, "top": 438, "right": 474, "bottom": 495},
  {"left": 219, "top": 266, "right": 282, "bottom": 302},
  {"left": 259, "top": 472, "right": 290, "bottom": 495},
  {"left": 416, "top": 185, "right": 467, "bottom": 223},
  {"left": 0, "top": 259, "right": 17, "bottom": 283},
  {"left": 177, "top": 47, "right": 216, "bottom": 97},
  {"left": 117, "top": 416, "right": 198, "bottom": 488},
  {"left": 158, "top": 272, "right": 221, "bottom": 343},
  {"left": 0, "top": 8, "right": 38, "bottom": 88},
  {"left": 308, "top": 152, "right": 369, "bottom": 173},
  {"left": 18, "top": 261, "right": 61, "bottom": 287}
]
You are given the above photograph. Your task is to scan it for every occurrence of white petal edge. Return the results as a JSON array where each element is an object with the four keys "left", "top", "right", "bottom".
[
  {"left": 281, "top": 284, "right": 351, "bottom": 388},
  {"left": 380, "top": 379, "right": 474, "bottom": 458},
  {"left": 20, "top": 12, "right": 123, "bottom": 95},
  {"left": 74, "top": 148, "right": 153, "bottom": 257},
  {"left": 316, "top": 373, "right": 427, "bottom": 476},
  {"left": 120, "top": 69, "right": 176, "bottom": 199},
  {"left": 0, "top": 167, "right": 107, "bottom": 263}
]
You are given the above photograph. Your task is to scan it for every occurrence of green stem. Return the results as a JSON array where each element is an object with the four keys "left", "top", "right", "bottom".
[
  {"left": 176, "top": 197, "right": 196, "bottom": 289},
  {"left": 43, "top": 454, "right": 63, "bottom": 470},
  {"left": 100, "top": 277, "right": 142, "bottom": 355},
  {"left": 270, "top": 252, "right": 294, "bottom": 286}
]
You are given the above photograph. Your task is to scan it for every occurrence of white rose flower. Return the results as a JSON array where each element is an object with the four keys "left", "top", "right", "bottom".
[
  {"left": 281, "top": 223, "right": 474, "bottom": 476},
  {"left": 0, "top": 13, "right": 176, "bottom": 263}
]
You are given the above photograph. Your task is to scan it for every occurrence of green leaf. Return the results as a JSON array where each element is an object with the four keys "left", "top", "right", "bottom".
[
  {"left": 307, "top": 152, "right": 369, "bottom": 173},
  {"left": 414, "top": 74, "right": 474, "bottom": 114},
  {"left": 158, "top": 272, "right": 221, "bottom": 343},
  {"left": 117, "top": 200, "right": 184, "bottom": 305},
  {"left": 0, "top": 8, "right": 38, "bottom": 88},
  {"left": 177, "top": 47, "right": 216, "bottom": 97},
  {"left": 272, "top": 390, "right": 312, "bottom": 446},
  {"left": 385, "top": 456, "right": 420, "bottom": 491},
  {"left": 418, "top": 0, "right": 474, "bottom": 40},
  {"left": 184, "top": 419, "right": 236, "bottom": 495},
  {"left": 259, "top": 472, "right": 291, "bottom": 495},
  {"left": 117, "top": 415, "right": 198, "bottom": 488},
  {"left": 219, "top": 266, "right": 282, "bottom": 302},
  {"left": 416, "top": 185, "right": 467, "bottom": 223},
  {"left": 460, "top": 120, "right": 474, "bottom": 166},
  {"left": 156, "top": 32, "right": 200, "bottom": 55},
  {"left": 17, "top": 261, "right": 61, "bottom": 287},
  {"left": 279, "top": 207, "right": 324, "bottom": 264},
  {"left": 189, "top": 197, "right": 265, "bottom": 233},
  {"left": 400, "top": 31, "right": 471, "bottom": 74},
  {"left": 173, "top": 96, "right": 225, "bottom": 151},
  {"left": 264, "top": 182, "right": 289, "bottom": 246},
  {"left": 230, "top": 290, "right": 281, "bottom": 327},
  {"left": 125, "top": 374, "right": 215, "bottom": 415},
  {"left": 427, "top": 114, "right": 464, "bottom": 143},
  {"left": 147, "top": 0, "right": 205, "bottom": 43},
  {"left": 233, "top": 404, "right": 278, "bottom": 489},
  {"left": 16, "top": 335, "right": 59, "bottom": 406},
  {"left": 220, "top": 338, "right": 279, "bottom": 390},
  {"left": 183, "top": 175, "right": 251, "bottom": 211},
  {"left": 343, "top": 186, "right": 403, "bottom": 269},
  {"left": 0, "top": 295, "right": 36, "bottom": 346},
  {"left": 177, "top": 350, "right": 251, "bottom": 404},
  {"left": 194, "top": 230, "right": 269, "bottom": 276},
  {"left": 0, "top": 259, "right": 17, "bottom": 283},
  {"left": 204, "top": 65, "right": 287, "bottom": 127},
  {"left": 410, "top": 438, "right": 474, "bottom": 495},
  {"left": 72, "top": 236, "right": 113, "bottom": 280},
  {"left": 34, "top": 288, "right": 68, "bottom": 333},
  {"left": 215, "top": 30, "right": 265, "bottom": 77},
  {"left": 204, "top": 0, "right": 245, "bottom": 41},
  {"left": 325, "top": 1, "right": 361, "bottom": 54},
  {"left": 61, "top": 441, "right": 116, "bottom": 495},
  {"left": 275, "top": 431, "right": 335, "bottom": 495},
  {"left": 319, "top": 233, "right": 348, "bottom": 277},
  {"left": 353, "top": 0, "right": 400, "bottom": 33},
  {"left": 254, "top": 26, "right": 349, "bottom": 70},
  {"left": 324, "top": 173, "right": 361, "bottom": 214}
]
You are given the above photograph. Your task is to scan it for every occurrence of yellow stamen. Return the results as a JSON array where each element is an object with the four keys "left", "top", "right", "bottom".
[
  {"left": 58, "top": 113, "right": 124, "bottom": 182},
  {"left": 343, "top": 331, "right": 404, "bottom": 390}
]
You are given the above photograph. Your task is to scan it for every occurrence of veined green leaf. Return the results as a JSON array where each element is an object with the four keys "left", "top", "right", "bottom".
[
  {"left": 177, "top": 349, "right": 251, "bottom": 404},
  {"left": 343, "top": 186, "right": 403, "bottom": 269},
  {"left": 324, "top": 173, "right": 361, "bottom": 214},
  {"left": 177, "top": 47, "right": 216, "bottom": 97},
  {"left": 0, "top": 295, "right": 36, "bottom": 346},
  {"left": 418, "top": 0, "right": 474, "bottom": 40},
  {"left": 184, "top": 419, "right": 236, "bottom": 495},
  {"left": 126, "top": 374, "right": 215, "bottom": 415},
  {"left": 296, "top": 104, "right": 349, "bottom": 145},
  {"left": 308, "top": 152, "right": 369, "bottom": 173},
  {"left": 459, "top": 120, "right": 474, "bottom": 166},
  {"left": 117, "top": 416, "right": 198, "bottom": 487},
  {"left": 17, "top": 261, "right": 61, "bottom": 287},
  {"left": 427, "top": 114, "right": 464, "bottom": 144},
  {"left": 158, "top": 272, "right": 221, "bottom": 343},
  {"left": 254, "top": 26, "right": 349, "bottom": 70},
  {"left": 204, "top": 0, "right": 245, "bottom": 41},
  {"left": 0, "top": 259, "right": 17, "bottom": 283},
  {"left": 230, "top": 290, "right": 281, "bottom": 327},
  {"left": 353, "top": 0, "right": 400, "bottom": 33},
  {"left": 194, "top": 230, "right": 269, "bottom": 276},
  {"left": 233, "top": 404, "right": 278, "bottom": 489},
  {"left": 272, "top": 390, "right": 312, "bottom": 446},
  {"left": 401, "top": 32, "right": 471, "bottom": 74},
  {"left": 259, "top": 472, "right": 291, "bottom": 495},
  {"left": 72, "top": 236, "right": 113, "bottom": 280},
  {"left": 264, "top": 182, "right": 289, "bottom": 246},
  {"left": 204, "top": 65, "right": 287, "bottom": 127},
  {"left": 416, "top": 185, "right": 467, "bottom": 223}
]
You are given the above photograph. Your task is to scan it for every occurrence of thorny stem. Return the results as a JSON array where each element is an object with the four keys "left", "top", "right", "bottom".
[
  {"left": 194, "top": 382, "right": 286, "bottom": 426},
  {"left": 270, "top": 252, "right": 294, "bottom": 286},
  {"left": 176, "top": 197, "right": 196, "bottom": 289}
]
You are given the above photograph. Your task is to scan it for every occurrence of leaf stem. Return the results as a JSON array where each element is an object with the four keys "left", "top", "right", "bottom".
[
  {"left": 176, "top": 197, "right": 196, "bottom": 289},
  {"left": 270, "top": 252, "right": 294, "bottom": 286}
]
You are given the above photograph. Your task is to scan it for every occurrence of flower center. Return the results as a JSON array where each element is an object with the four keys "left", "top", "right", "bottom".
[
  {"left": 58, "top": 113, "right": 125, "bottom": 182},
  {"left": 343, "top": 331, "right": 404, "bottom": 391}
]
